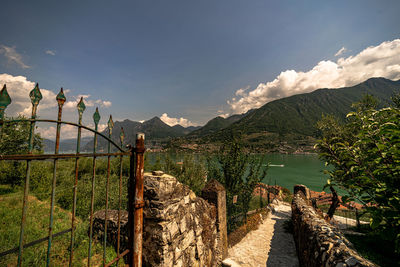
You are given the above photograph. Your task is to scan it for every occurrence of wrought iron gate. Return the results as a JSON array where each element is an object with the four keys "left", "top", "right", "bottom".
[{"left": 0, "top": 84, "right": 145, "bottom": 266}]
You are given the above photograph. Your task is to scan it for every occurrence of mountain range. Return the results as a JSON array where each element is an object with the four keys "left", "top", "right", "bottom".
[
  {"left": 83, "top": 116, "right": 200, "bottom": 152},
  {"left": 172, "top": 77, "right": 400, "bottom": 152},
  {"left": 44, "top": 77, "right": 399, "bottom": 153}
]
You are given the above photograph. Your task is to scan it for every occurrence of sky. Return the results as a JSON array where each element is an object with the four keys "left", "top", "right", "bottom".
[{"left": 1, "top": 0, "right": 400, "bottom": 138}]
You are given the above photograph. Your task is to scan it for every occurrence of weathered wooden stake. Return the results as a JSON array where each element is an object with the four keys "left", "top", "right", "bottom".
[{"left": 129, "top": 133, "right": 145, "bottom": 266}]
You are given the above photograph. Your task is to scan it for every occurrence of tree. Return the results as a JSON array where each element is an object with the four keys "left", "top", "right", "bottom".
[
  {"left": 207, "top": 136, "right": 268, "bottom": 232},
  {"left": 149, "top": 153, "right": 207, "bottom": 195},
  {"left": 0, "top": 116, "right": 43, "bottom": 186},
  {"left": 316, "top": 94, "right": 400, "bottom": 253}
]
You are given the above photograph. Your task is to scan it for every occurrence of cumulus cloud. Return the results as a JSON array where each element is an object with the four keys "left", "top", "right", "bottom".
[
  {"left": 0, "top": 45, "right": 30, "bottom": 69},
  {"left": 0, "top": 73, "right": 112, "bottom": 116},
  {"left": 36, "top": 123, "right": 107, "bottom": 139},
  {"left": 160, "top": 113, "right": 197, "bottom": 127},
  {"left": 228, "top": 39, "right": 400, "bottom": 114},
  {"left": 0, "top": 73, "right": 112, "bottom": 139},
  {"left": 335, "top": 47, "right": 347, "bottom": 57},
  {"left": 217, "top": 109, "right": 229, "bottom": 118},
  {"left": 64, "top": 95, "right": 112, "bottom": 110},
  {"left": 45, "top": 50, "right": 56, "bottom": 56},
  {"left": 0, "top": 73, "right": 57, "bottom": 116}
]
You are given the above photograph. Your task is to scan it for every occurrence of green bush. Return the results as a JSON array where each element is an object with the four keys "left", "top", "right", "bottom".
[
  {"left": 316, "top": 94, "right": 400, "bottom": 253},
  {"left": 207, "top": 137, "right": 268, "bottom": 233}
]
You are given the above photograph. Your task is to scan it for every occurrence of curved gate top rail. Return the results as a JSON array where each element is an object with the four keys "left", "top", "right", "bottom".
[
  {"left": 0, "top": 83, "right": 127, "bottom": 155},
  {"left": 0, "top": 83, "right": 145, "bottom": 267}
]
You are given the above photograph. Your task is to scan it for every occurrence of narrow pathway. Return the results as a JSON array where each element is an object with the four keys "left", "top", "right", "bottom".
[{"left": 222, "top": 201, "right": 299, "bottom": 267}]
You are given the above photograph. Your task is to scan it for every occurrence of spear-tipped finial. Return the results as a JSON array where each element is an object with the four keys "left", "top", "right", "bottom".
[
  {"left": 93, "top": 107, "right": 100, "bottom": 128},
  {"left": 29, "top": 83, "right": 43, "bottom": 106},
  {"left": 0, "top": 84, "right": 11, "bottom": 120},
  {"left": 108, "top": 115, "right": 114, "bottom": 130},
  {"left": 56, "top": 87, "right": 66, "bottom": 107},
  {"left": 77, "top": 97, "right": 86, "bottom": 117},
  {"left": 0, "top": 84, "right": 11, "bottom": 109},
  {"left": 120, "top": 127, "right": 125, "bottom": 145}
]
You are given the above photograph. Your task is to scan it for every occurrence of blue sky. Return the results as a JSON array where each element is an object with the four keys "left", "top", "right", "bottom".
[{"left": 1, "top": 0, "right": 400, "bottom": 132}]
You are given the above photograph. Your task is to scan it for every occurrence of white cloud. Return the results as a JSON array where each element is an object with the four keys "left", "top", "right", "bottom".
[
  {"left": 217, "top": 109, "right": 229, "bottom": 118},
  {"left": 0, "top": 74, "right": 112, "bottom": 117},
  {"left": 160, "top": 113, "right": 197, "bottom": 127},
  {"left": 36, "top": 123, "right": 108, "bottom": 139},
  {"left": 335, "top": 46, "right": 347, "bottom": 57},
  {"left": 45, "top": 50, "right": 56, "bottom": 56},
  {"left": 64, "top": 96, "right": 112, "bottom": 110},
  {"left": 228, "top": 39, "right": 400, "bottom": 114},
  {"left": 0, "top": 73, "right": 57, "bottom": 117},
  {"left": 0, "top": 73, "right": 112, "bottom": 139},
  {"left": 0, "top": 45, "right": 30, "bottom": 69}
]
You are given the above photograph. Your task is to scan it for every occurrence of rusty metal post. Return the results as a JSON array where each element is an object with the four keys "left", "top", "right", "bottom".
[{"left": 128, "top": 133, "right": 145, "bottom": 267}]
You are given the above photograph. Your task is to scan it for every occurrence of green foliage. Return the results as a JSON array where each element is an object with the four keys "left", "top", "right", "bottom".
[
  {"left": 346, "top": 233, "right": 400, "bottom": 267},
  {"left": 207, "top": 137, "right": 268, "bottom": 232},
  {"left": 0, "top": 191, "right": 121, "bottom": 266},
  {"left": 316, "top": 94, "right": 400, "bottom": 253},
  {"left": 0, "top": 116, "right": 43, "bottom": 155},
  {"left": 148, "top": 153, "right": 207, "bottom": 195},
  {"left": 0, "top": 116, "right": 43, "bottom": 186}
]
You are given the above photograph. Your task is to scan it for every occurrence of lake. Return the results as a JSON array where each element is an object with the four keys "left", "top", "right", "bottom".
[
  {"left": 147, "top": 152, "right": 331, "bottom": 193},
  {"left": 260, "top": 153, "right": 329, "bottom": 192}
]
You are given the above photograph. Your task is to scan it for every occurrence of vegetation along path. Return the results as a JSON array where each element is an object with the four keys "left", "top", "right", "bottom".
[{"left": 223, "top": 201, "right": 299, "bottom": 267}]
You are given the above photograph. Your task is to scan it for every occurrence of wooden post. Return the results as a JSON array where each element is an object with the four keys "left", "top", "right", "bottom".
[{"left": 128, "top": 133, "right": 145, "bottom": 266}]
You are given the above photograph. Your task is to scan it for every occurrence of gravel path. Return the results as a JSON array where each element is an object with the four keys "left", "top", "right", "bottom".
[{"left": 223, "top": 201, "right": 299, "bottom": 267}]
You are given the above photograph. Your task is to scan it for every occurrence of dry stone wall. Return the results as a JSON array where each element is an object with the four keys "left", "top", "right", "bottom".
[
  {"left": 143, "top": 172, "right": 222, "bottom": 267},
  {"left": 93, "top": 172, "right": 224, "bottom": 267},
  {"left": 291, "top": 184, "right": 376, "bottom": 267}
]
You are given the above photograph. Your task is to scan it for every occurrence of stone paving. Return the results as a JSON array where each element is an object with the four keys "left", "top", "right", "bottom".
[{"left": 223, "top": 201, "right": 299, "bottom": 267}]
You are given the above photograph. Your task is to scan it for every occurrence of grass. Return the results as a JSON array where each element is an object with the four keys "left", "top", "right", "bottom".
[
  {"left": 345, "top": 232, "right": 400, "bottom": 267},
  {"left": 0, "top": 189, "right": 122, "bottom": 267}
]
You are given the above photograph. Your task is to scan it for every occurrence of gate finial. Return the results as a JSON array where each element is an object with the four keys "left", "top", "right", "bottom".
[
  {"left": 0, "top": 84, "right": 11, "bottom": 120},
  {"left": 29, "top": 83, "right": 42, "bottom": 118},
  {"left": 77, "top": 97, "right": 86, "bottom": 123},
  {"left": 108, "top": 115, "right": 114, "bottom": 132},
  {"left": 29, "top": 83, "right": 42, "bottom": 106},
  {"left": 56, "top": 88, "right": 66, "bottom": 107},
  {"left": 93, "top": 107, "right": 100, "bottom": 130}
]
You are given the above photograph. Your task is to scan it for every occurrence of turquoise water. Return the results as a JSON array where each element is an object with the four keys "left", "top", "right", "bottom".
[
  {"left": 147, "top": 152, "right": 331, "bottom": 192},
  {"left": 260, "top": 154, "right": 329, "bottom": 192}
]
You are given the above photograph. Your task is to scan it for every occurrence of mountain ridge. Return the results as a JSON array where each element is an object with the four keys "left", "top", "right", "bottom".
[{"left": 171, "top": 77, "right": 400, "bottom": 153}]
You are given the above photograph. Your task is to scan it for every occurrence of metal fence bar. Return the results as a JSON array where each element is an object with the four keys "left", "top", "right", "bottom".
[
  {"left": 0, "top": 152, "right": 130, "bottom": 161},
  {"left": 0, "top": 228, "right": 72, "bottom": 258},
  {"left": 130, "top": 133, "right": 145, "bottom": 267},
  {"left": 17, "top": 83, "right": 42, "bottom": 267},
  {"left": 69, "top": 97, "right": 86, "bottom": 267},
  {"left": 103, "top": 115, "right": 114, "bottom": 266},
  {"left": 2, "top": 119, "right": 125, "bottom": 152},
  {"left": 105, "top": 249, "right": 130, "bottom": 267},
  {"left": 116, "top": 127, "right": 125, "bottom": 266},
  {"left": 88, "top": 108, "right": 100, "bottom": 267},
  {"left": 46, "top": 88, "right": 66, "bottom": 266},
  {"left": 1, "top": 83, "right": 136, "bottom": 266}
]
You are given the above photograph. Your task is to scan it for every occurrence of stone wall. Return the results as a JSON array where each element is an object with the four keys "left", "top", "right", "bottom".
[
  {"left": 93, "top": 172, "right": 225, "bottom": 267},
  {"left": 143, "top": 172, "right": 222, "bottom": 267},
  {"left": 291, "top": 184, "right": 376, "bottom": 267}
]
